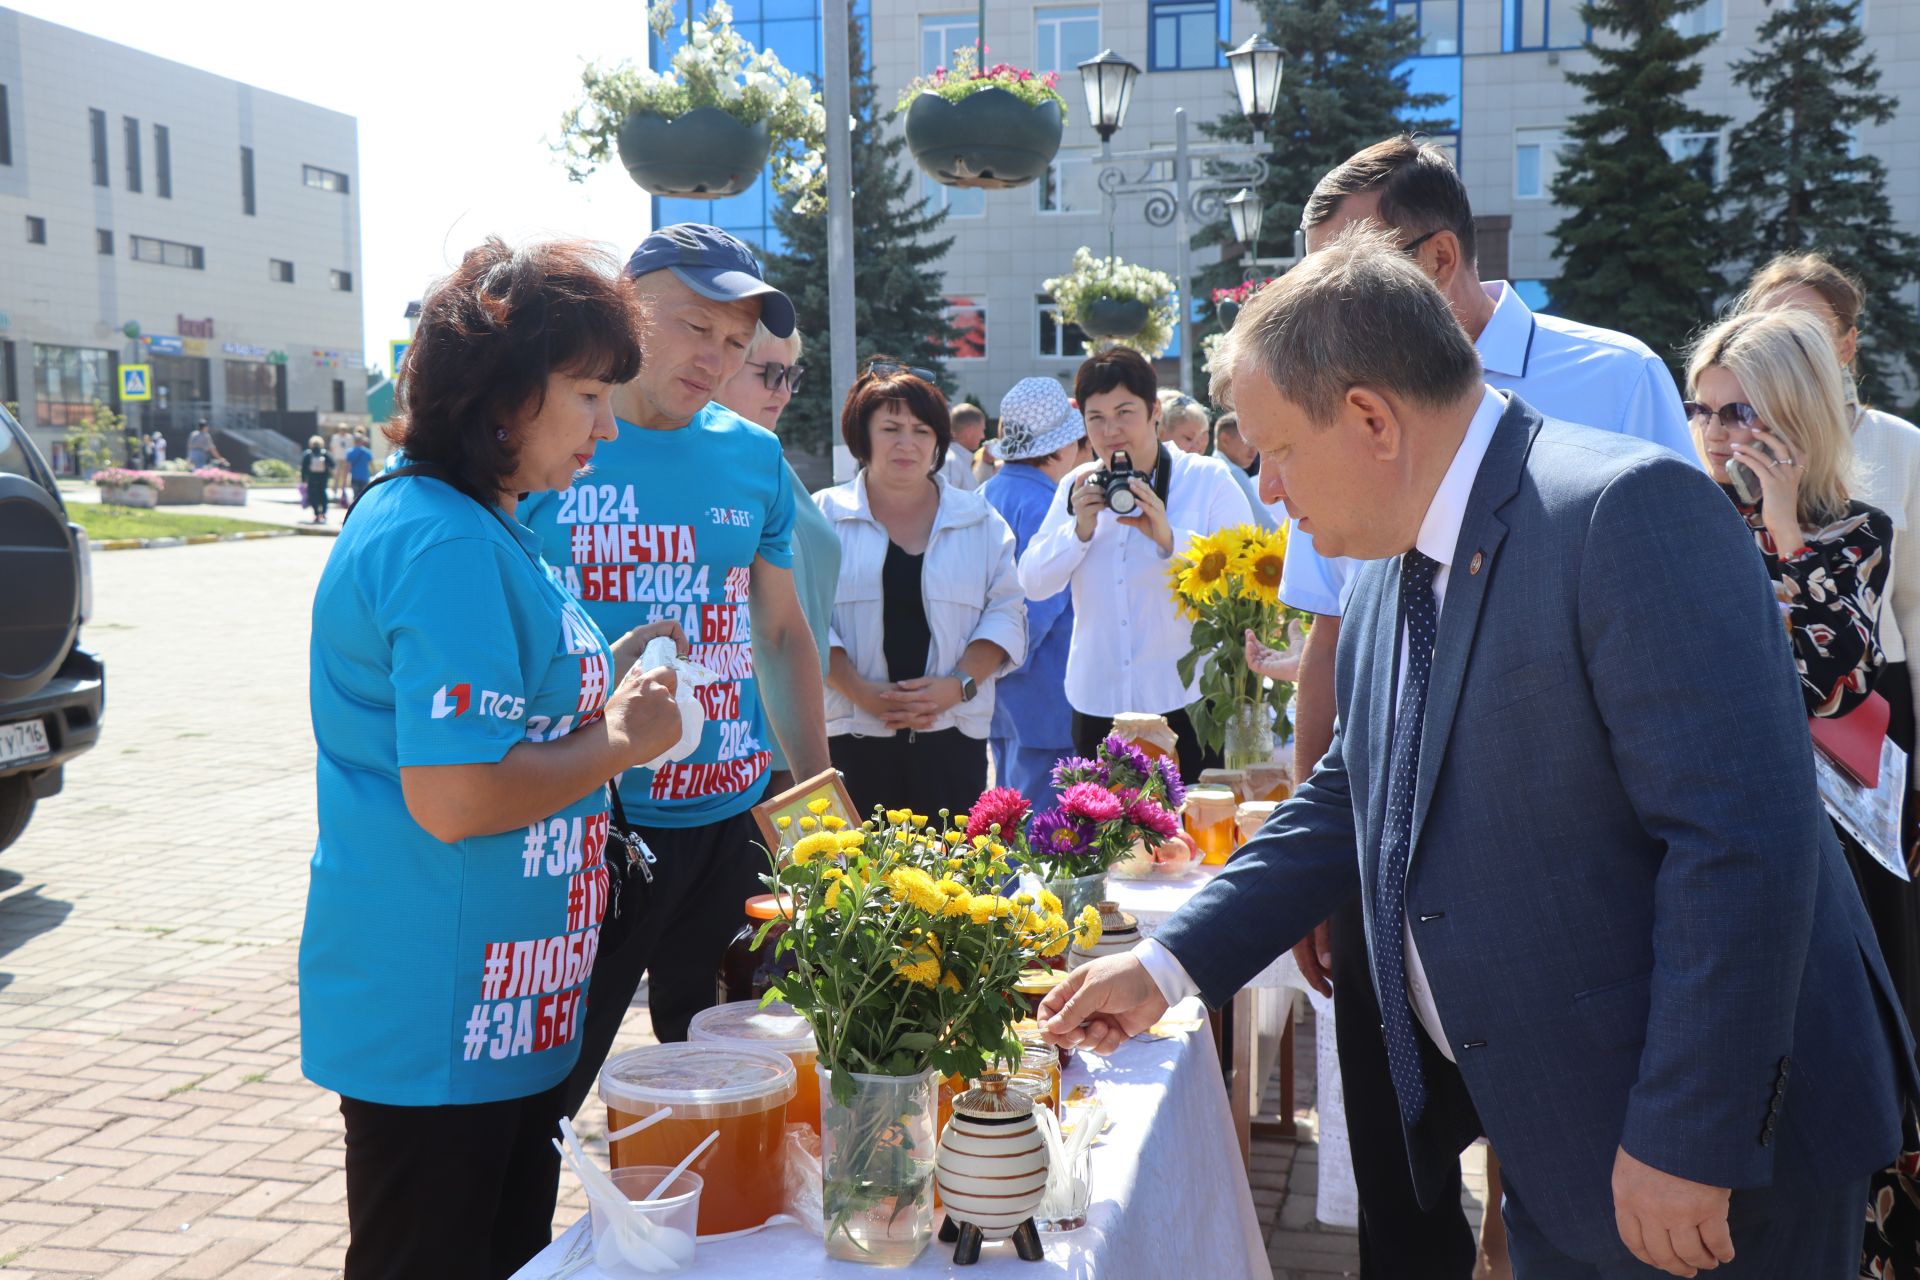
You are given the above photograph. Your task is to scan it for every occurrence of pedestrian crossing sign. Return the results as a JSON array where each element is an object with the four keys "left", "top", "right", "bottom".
[
  {"left": 389, "top": 339, "right": 409, "bottom": 380},
  {"left": 120, "top": 365, "right": 152, "bottom": 401}
]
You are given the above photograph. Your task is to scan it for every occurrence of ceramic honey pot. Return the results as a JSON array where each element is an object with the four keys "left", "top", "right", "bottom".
[{"left": 934, "top": 1071, "right": 1048, "bottom": 1264}]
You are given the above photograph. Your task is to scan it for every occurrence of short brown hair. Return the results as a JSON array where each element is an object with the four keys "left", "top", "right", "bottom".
[
  {"left": 1304, "top": 135, "right": 1477, "bottom": 266},
  {"left": 391, "top": 238, "right": 642, "bottom": 500},
  {"left": 1224, "top": 222, "right": 1482, "bottom": 425},
  {"left": 1073, "top": 346, "right": 1158, "bottom": 410},
  {"left": 1736, "top": 252, "right": 1865, "bottom": 334},
  {"left": 841, "top": 371, "right": 952, "bottom": 472},
  {"left": 951, "top": 402, "right": 986, "bottom": 429}
]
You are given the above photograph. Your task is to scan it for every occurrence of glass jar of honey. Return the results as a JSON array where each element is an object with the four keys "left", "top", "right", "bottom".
[
  {"left": 1009, "top": 1038, "right": 1061, "bottom": 1117},
  {"left": 1197, "top": 768, "right": 1247, "bottom": 802},
  {"left": 1183, "top": 785, "right": 1240, "bottom": 866},
  {"left": 688, "top": 999, "right": 820, "bottom": 1135},
  {"left": 716, "top": 893, "right": 795, "bottom": 1007},
  {"left": 1236, "top": 800, "right": 1283, "bottom": 849},
  {"left": 1013, "top": 966, "right": 1068, "bottom": 1021},
  {"left": 599, "top": 1044, "right": 796, "bottom": 1236},
  {"left": 1242, "top": 762, "right": 1292, "bottom": 803},
  {"left": 1109, "top": 713, "right": 1179, "bottom": 763}
]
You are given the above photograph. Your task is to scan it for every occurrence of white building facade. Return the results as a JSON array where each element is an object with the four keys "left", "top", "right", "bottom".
[{"left": 0, "top": 7, "right": 365, "bottom": 469}]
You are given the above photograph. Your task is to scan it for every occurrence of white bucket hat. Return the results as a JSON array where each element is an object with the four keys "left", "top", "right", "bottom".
[{"left": 991, "top": 377, "right": 1086, "bottom": 462}]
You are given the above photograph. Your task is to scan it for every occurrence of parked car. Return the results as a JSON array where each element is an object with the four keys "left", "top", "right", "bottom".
[{"left": 0, "top": 403, "right": 104, "bottom": 851}]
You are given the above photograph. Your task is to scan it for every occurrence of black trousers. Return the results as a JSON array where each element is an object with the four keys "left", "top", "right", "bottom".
[
  {"left": 557, "top": 806, "right": 765, "bottom": 1118},
  {"left": 339, "top": 1078, "right": 568, "bottom": 1280},
  {"left": 1070, "top": 706, "right": 1221, "bottom": 788},
  {"left": 1329, "top": 894, "right": 1479, "bottom": 1280},
  {"left": 829, "top": 728, "right": 988, "bottom": 826}
]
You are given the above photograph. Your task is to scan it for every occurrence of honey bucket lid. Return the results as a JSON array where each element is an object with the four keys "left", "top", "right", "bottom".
[
  {"left": 742, "top": 893, "right": 794, "bottom": 922},
  {"left": 688, "top": 999, "right": 817, "bottom": 1055},
  {"left": 599, "top": 1043, "right": 797, "bottom": 1114},
  {"left": 1014, "top": 966, "right": 1068, "bottom": 994}
]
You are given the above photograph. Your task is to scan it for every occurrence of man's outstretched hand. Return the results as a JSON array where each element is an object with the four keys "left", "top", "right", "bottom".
[{"left": 1036, "top": 954, "right": 1171, "bottom": 1056}]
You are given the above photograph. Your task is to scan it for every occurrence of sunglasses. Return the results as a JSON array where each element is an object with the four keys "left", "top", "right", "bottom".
[
  {"left": 1683, "top": 401, "right": 1762, "bottom": 431},
  {"left": 865, "top": 361, "right": 937, "bottom": 384},
  {"left": 748, "top": 360, "right": 806, "bottom": 392}
]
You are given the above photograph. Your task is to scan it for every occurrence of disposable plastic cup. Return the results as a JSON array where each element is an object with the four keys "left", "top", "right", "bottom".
[{"left": 591, "top": 1166, "right": 703, "bottom": 1264}]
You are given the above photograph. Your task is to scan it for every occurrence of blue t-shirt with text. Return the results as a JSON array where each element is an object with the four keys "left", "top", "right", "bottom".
[
  {"left": 522, "top": 404, "right": 795, "bottom": 829},
  {"left": 301, "top": 475, "right": 616, "bottom": 1106}
]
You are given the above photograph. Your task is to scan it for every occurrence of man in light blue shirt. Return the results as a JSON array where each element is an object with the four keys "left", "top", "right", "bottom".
[{"left": 1266, "top": 136, "right": 1698, "bottom": 1280}]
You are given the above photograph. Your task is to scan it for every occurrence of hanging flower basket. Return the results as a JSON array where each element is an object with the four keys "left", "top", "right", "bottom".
[
  {"left": 1210, "top": 278, "right": 1273, "bottom": 334},
  {"left": 1043, "top": 248, "right": 1179, "bottom": 358},
  {"left": 1216, "top": 299, "right": 1241, "bottom": 330},
  {"left": 895, "top": 48, "right": 1066, "bottom": 191},
  {"left": 617, "top": 107, "right": 772, "bottom": 198},
  {"left": 557, "top": 1, "right": 827, "bottom": 212}
]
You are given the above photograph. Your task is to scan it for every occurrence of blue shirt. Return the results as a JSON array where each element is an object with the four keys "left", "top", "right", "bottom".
[
  {"left": 302, "top": 475, "right": 616, "bottom": 1106},
  {"left": 1278, "top": 280, "right": 1698, "bottom": 616},
  {"left": 522, "top": 405, "right": 795, "bottom": 828},
  {"left": 982, "top": 462, "right": 1075, "bottom": 749},
  {"left": 346, "top": 445, "right": 373, "bottom": 485}
]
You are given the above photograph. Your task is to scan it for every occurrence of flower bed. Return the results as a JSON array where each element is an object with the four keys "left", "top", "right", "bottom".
[
  {"left": 195, "top": 469, "right": 251, "bottom": 506},
  {"left": 93, "top": 469, "right": 165, "bottom": 509}
]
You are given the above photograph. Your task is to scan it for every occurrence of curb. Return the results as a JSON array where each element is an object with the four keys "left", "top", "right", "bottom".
[
  {"left": 293, "top": 525, "right": 342, "bottom": 539},
  {"left": 93, "top": 529, "right": 299, "bottom": 552}
]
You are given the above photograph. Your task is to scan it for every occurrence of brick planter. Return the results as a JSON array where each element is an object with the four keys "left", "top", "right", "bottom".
[{"left": 99, "top": 484, "right": 160, "bottom": 509}]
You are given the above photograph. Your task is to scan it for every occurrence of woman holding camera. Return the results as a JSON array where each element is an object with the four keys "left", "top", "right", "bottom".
[
  {"left": 816, "top": 367, "right": 1026, "bottom": 818},
  {"left": 303, "top": 238, "right": 689, "bottom": 1280},
  {"left": 1020, "top": 347, "right": 1254, "bottom": 782}
]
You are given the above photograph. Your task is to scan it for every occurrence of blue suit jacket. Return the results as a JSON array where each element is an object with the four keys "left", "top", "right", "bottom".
[{"left": 1155, "top": 396, "right": 1917, "bottom": 1263}]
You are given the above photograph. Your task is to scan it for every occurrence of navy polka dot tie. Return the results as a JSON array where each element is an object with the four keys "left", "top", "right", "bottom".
[{"left": 1375, "top": 549, "right": 1439, "bottom": 1128}]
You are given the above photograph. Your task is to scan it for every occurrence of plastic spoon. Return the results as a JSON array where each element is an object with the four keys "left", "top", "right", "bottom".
[
  {"left": 647, "top": 1130, "right": 719, "bottom": 1201},
  {"left": 607, "top": 1107, "right": 673, "bottom": 1145}
]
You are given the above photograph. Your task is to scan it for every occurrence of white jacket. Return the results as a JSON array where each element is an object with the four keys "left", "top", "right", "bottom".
[{"left": 816, "top": 474, "right": 1028, "bottom": 740}]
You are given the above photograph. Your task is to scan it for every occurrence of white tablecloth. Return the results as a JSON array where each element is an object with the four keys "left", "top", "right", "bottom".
[
  {"left": 514, "top": 998, "right": 1269, "bottom": 1280},
  {"left": 1106, "top": 868, "right": 1359, "bottom": 1229}
]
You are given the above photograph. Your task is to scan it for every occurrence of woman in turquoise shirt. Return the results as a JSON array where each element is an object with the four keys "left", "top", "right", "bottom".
[{"left": 303, "top": 238, "right": 688, "bottom": 1280}]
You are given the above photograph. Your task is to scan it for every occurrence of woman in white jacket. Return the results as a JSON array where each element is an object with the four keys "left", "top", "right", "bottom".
[{"left": 816, "top": 369, "right": 1027, "bottom": 819}]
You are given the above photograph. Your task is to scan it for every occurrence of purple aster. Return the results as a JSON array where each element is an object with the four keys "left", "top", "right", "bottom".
[
  {"left": 1029, "top": 809, "right": 1093, "bottom": 858},
  {"left": 1050, "top": 755, "right": 1105, "bottom": 790},
  {"left": 1099, "top": 735, "right": 1155, "bottom": 788},
  {"left": 1155, "top": 759, "right": 1187, "bottom": 809}
]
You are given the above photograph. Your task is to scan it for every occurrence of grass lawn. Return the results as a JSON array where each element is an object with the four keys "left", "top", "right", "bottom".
[{"left": 69, "top": 505, "right": 287, "bottom": 541}]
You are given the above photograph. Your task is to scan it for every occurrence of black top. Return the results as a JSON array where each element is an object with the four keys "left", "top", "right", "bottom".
[{"left": 882, "top": 540, "right": 931, "bottom": 683}]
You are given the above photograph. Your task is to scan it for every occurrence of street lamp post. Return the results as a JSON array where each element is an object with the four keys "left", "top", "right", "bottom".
[{"left": 1078, "top": 36, "right": 1283, "bottom": 395}]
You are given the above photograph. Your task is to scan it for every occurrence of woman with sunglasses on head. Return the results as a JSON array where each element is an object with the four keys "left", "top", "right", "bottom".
[{"left": 716, "top": 325, "right": 839, "bottom": 794}]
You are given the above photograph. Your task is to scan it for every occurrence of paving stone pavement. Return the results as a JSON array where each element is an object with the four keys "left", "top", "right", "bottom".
[{"left": 0, "top": 536, "right": 1440, "bottom": 1277}]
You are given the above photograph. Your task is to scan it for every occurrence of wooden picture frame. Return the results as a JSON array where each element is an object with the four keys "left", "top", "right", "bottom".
[{"left": 750, "top": 768, "right": 861, "bottom": 854}]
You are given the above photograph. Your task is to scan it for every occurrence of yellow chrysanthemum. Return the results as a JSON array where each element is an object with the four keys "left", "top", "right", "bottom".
[
  {"left": 836, "top": 830, "right": 866, "bottom": 851},
  {"left": 798, "top": 816, "right": 818, "bottom": 831},
  {"left": 1041, "top": 931, "right": 1072, "bottom": 959},
  {"left": 885, "top": 808, "right": 910, "bottom": 825},
  {"left": 822, "top": 815, "right": 847, "bottom": 831},
  {"left": 885, "top": 867, "right": 947, "bottom": 917},
  {"left": 776, "top": 816, "right": 793, "bottom": 831},
  {"left": 1074, "top": 904, "right": 1104, "bottom": 950},
  {"left": 968, "top": 896, "right": 999, "bottom": 926},
  {"left": 808, "top": 797, "right": 832, "bottom": 815},
  {"left": 790, "top": 831, "right": 841, "bottom": 866},
  {"left": 971, "top": 835, "right": 991, "bottom": 850},
  {"left": 940, "top": 971, "right": 963, "bottom": 993},
  {"left": 944, "top": 831, "right": 965, "bottom": 846},
  {"left": 1014, "top": 892, "right": 1034, "bottom": 907},
  {"left": 894, "top": 956, "right": 941, "bottom": 989},
  {"left": 912, "top": 814, "right": 930, "bottom": 828},
  {"left": 1039, "top": 888, "right": 1063, "bottom": 916},
  {"left": 822, "top": 868, "right": 847, "bottom": 911},
  {"left": 946, "top": 855, "right": 965, "bottom": 871}
]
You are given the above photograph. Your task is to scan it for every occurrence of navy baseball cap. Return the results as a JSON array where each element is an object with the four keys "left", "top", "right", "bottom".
[{"left": 625, "top": 224, "right": 796, "bottom": 339}]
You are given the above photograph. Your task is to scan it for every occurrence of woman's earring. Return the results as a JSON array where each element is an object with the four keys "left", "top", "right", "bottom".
[{"left": 495, "top": 428, "right": 508, "bottom": 442}]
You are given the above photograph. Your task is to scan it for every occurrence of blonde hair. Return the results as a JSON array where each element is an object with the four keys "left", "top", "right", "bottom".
[
  {"left": 1686, "top": 308, "right": 1853, "bottom": 526},
  {"left": 746, "top": 321, "right": 802, "bottom": 364}
]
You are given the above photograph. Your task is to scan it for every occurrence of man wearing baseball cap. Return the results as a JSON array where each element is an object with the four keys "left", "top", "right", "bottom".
[
  {"left": 981, "top": 377, "right": 1090, "bottom": 803},
  {"left": 523, "top": 225, "right": 829, "bottom": 1119}
]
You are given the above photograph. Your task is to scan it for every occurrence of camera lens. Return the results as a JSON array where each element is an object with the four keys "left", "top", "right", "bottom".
[{"left": 1107, "top": 483, "right": 1138, "bottom": 516}]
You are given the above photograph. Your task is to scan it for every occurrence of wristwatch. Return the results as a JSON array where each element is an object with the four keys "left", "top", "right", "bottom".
[{"left": 950, "top": 671, "right": 978, "bottom": 703}]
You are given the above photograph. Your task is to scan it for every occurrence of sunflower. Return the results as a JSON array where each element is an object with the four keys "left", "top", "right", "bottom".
[
  {"left": 1175, "top": 531, "right": 1236, "bottom": 605},
  {"left": 1237, "top": 540, "right": 1286, "bottom": 605}
]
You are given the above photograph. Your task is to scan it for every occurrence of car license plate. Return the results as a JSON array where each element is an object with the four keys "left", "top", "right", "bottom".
[{"left": 0, "top": 719, "right": 50, "bottom": 767}]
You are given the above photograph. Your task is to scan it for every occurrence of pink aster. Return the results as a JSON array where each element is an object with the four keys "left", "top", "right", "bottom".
[
  {"left": 967, "top": 786, "right": 1032, "bottom": 839},
  {"left": 1060, "top": 782, "right": 1123, "bottom": 825},
  {"left": 1126, "top": 795, "right": 1180, "bottom": 841}
]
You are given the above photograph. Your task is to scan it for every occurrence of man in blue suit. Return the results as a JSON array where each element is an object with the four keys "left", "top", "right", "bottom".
[{"left": 1040, "top": 226, "right": 1916, "bottom": 1278}]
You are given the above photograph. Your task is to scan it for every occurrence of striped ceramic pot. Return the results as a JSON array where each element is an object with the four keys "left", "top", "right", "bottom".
[{"left": 934, "top": 1073, "right": 1048, "bottom": 1265}]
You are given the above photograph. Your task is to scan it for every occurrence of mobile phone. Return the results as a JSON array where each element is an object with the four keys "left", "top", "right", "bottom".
[{"left": 1727, "top": 436, "right": 1777, "bottom": 505}]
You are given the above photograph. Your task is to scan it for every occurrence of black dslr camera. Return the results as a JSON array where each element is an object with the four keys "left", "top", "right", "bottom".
[{"left": 1091, "top": 449, "right": 1142, "bottom": 516}]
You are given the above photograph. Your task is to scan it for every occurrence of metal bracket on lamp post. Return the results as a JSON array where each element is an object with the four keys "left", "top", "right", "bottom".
[{"left": 1089, "top": 107, "right": 1270, "bottom": 395}]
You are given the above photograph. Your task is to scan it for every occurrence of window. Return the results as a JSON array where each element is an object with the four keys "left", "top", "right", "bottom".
[
  {"left": 154, "top": 125, "right": 171, "bottom": 198},
  {"left": 89, "top": 108, "right": 108, "bottom": 186},
  {"left": 1393, "top": 1, "right": 1461, "bottom": 56},
  {"left": 240, "top": 146, "right": 255, "bottom": 216},
  {"left": 1038, "top": 149, "right": 1100, "bottom": 214},
  {"left": 920, "top": 15, "right": 978, "bottom": 76},
  {"left": 1513, "top": 127, "right": 1569, "bottom": 199},
  {"left": 1505, "top": 0, "right": 1586, "bottom": 51},
  {"left": 1037, "top": 298, "right": 1089, "bottom": 359},
  {"left": 224, "top": 360, "right": 280, "bottom": 413},
  {"left": 26, "top": 215, "right": 45, "bottom": 244},
  {"left": 332, "top": 379, "right": 346, "bottom": 413},
  {"left": 1035, "top": 7, "right": 1100, "bottom": 75},
  {"left": 130, "top": 235, "right": 205, "bottom": 269},
  {"left": 123, "top": 116, "right": 141, "bottom": 192},
  {"left": 303, "top": 164, "right": 350, "bottom": 194},
  {"left": 330, "top": 269, "right": 354, "bottom": 292},
  {"left": 1664, "top": 130, "right": 1722, "bottom": 187},
  {"left": 946, "top": 297, "right": 986, "bottom": 360},
  {"left": 1671, "top": 0, "right": 1723, "bottom": 37},
  {"left": 33, "top": 344, "right": 115, "bottom": 429},
  {"left": 96, "top": 229, "right": 113, "bottom": 255},
  {"left": 270, "top": 258, "right": 295, "bottom": 283},
  {"left": 0, "top": 85, "right": 12, "bottom": 167},
  {"left": 1149, "top": 0, "right": 1223, "bottom": 71}
]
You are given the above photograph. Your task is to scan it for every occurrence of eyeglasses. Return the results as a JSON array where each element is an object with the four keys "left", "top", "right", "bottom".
[
  {"left": 748, "top": 360, "right": 806, "bottom": 393},
  {"left": 865, "top": 360, "right": 937, "bottom": 384},
  {"left": 1683, "top": 400, "right": 1762, "bottom": 431},
  {"left": 1400, "top": 228, "right": 1441, "bottom": 258}
]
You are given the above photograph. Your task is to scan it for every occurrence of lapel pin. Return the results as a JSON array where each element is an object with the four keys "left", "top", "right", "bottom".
[{"left": 1469, "top": 551, "right": 1484, "bottom": 576}]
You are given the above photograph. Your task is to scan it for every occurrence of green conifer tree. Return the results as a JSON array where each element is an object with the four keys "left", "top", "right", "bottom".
[
  {"left": 765, "top": 13, "right": 955, "bottom": 455},
  {"left": 1547, "top": 0, "right": 1726, "bottom": 377},
  {"left": 1723, "top": 0, "right": 1920, "bottom": 407}
]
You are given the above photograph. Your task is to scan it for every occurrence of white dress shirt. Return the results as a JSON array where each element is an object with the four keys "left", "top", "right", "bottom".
[
  {"left": 1136, "top": 388, "right": 1509, "bottom": 1062},
  {"left": 1278, "top": 280, "right": 1697, "bottom": 617},
  {"left": 1019, "top": 447, "right": 1254, "bottom": 717},
  {"left": 941, "top": 448, "right": 981, "bottom": 492}
]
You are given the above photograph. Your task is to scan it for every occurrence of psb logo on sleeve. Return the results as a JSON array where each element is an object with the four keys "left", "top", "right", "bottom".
[{"left": 432, "top": 682, "right": 526, "bottom": 721}]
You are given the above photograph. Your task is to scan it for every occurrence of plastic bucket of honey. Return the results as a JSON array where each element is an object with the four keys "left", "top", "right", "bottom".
[
  {"left": 688, "top": 999, "right": 820, "bottom": 1135},
  {"left": 1183, "top": 785, "right": 1240, "bottom": 866},
  {"left": 599, "top": 1043, "right": 796, "bottom": 1236}
]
